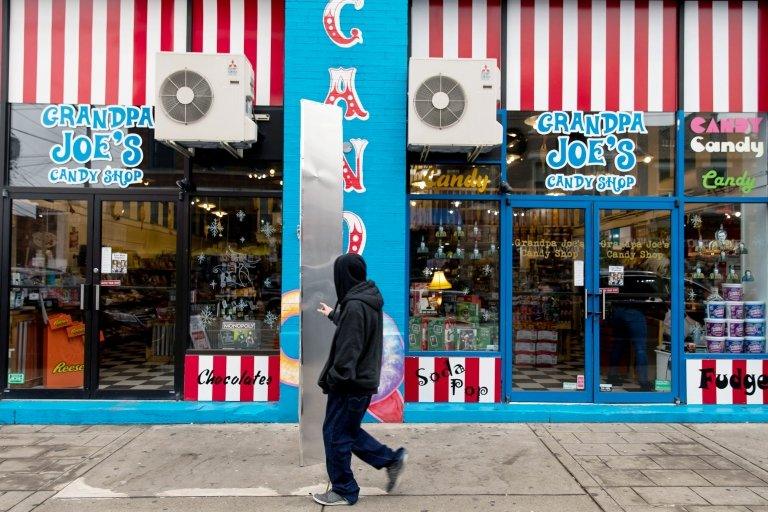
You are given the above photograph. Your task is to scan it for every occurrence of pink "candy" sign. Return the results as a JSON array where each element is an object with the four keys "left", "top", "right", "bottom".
[{"left": 690, "top": 117, "right": 763, "bottom": 134}]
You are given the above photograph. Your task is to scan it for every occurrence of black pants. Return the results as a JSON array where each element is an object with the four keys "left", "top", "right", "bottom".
[{"left": 323, "top": 392, "right": 398, "bottom": 504}]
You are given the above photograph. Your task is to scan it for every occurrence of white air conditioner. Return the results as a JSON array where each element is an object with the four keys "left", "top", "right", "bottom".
[
  {"left": 408, "top": 58, "right": 502, "bottom": 156},
  {"left": 154, "top": 52, "right": 257, "bottom": 152}
]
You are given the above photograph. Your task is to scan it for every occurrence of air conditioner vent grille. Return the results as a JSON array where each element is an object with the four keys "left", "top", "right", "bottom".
[
  {"left": 413, "top": 74, "right": 466, "bottom": 129},
  {"left": 160, "top": 69, "right": 213, "bottom": 124}
]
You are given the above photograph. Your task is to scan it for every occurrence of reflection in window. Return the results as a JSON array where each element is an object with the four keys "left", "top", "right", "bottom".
[
  {"left": 189, "top": 197, "right": 282, "bottom": 354},
  {"left": 9, "top": 104, "right": 183, "bottom": 188},
  {"left": 409, "top": 200, "right": 500, "bottom": 352},
  {"left": 684, "top": 112, "right": 768, "bottom": 198},
  {"left": 8, "top": 199, "right": 88, "bottom": 389},
  {"left": 684, "top": 203, "right": 768, "bottom": 354},
  {"left": 598, "top": 210, "right": 672, "bottom": 392},
  {"left": 506, "top": 111, "right": 675, "bottom": 196}
]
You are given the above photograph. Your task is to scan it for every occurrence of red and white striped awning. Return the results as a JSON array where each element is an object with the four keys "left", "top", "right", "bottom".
[
  {"left": 683, "top": 0, "right": 768, "bottom": 113},
  {"left": 410, "top": 0, "right": 502, "bottom": 64},
  {"left": 191, "top": 0, "right": 284, "bottom": 106},
  {"left": 505, "top": 0, "right": 677, "bottom": 112},
  {"left": 8, "top": 0, "right": 188, "bottom": 106},
  {"left": 7, "top": 0, "right": 284, "bottom": 107}
]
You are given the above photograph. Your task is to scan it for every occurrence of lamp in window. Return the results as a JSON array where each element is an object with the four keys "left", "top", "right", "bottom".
[{"left": 428, "top": 270, "right": 452, "bottom": 291}]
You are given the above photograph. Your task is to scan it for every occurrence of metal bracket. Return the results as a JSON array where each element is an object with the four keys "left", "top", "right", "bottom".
[
  {"left": 159, "top": 140, "right": 195, "bottom": 159},
  {"left": 467, "top": 146, "right": 483, "bottom": 162},
  {"left": 419, "top": 146, "right": 430, "bottom": 162},
  {"left": 219, "top": 142, "right": 244, "bottom": 159}
]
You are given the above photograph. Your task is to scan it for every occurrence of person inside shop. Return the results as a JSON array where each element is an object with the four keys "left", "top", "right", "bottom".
[
  {"left": 606, "top": 302, "right": 652, "bottom": 390},
  {"left": 313, "top": 253, "right": 408, "bottom": 506}
]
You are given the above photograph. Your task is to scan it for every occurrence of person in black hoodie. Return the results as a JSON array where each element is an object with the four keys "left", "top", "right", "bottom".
[{"left": 312, "top": 253, "right": 408, "bottom": 507}]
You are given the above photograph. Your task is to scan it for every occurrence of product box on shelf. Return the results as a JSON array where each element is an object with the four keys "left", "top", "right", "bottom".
[
  {"left": 535, "top": 352, "right": 558, "bottom": 366},
  {"left": 517, "top": 330, "right": 536, "bottom": 340},
  {"left": 515, "top": 353, "right": 536, "bottom": 366},
  {"left": 456, "top": 301, "right": 480, "bottom": 324},
  {"left": 426, "top": 317, "right": 446, "bottom": 351},
  {"left": 476, "top": 325, "right": 499, "bottom": 351},
  {"left": 409, "top": 316, "right": 425, "bottom": 351},
  {"left": 537, "top": 330, "right": 558, "bottom": 341},
  {"left": 537, "top": 341, "right": 558, "bottom": 354}
]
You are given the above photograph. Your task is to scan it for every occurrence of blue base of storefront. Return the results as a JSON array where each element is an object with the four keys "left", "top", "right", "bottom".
[
  {"left": 0, "top": 401, "right": 294, "bottom": 425},
  {"left": 2, "top": 401, "right": 768, "bottom": 424},
  {"left": 404, "top": 404, "right": 768, "bottom": 423}
]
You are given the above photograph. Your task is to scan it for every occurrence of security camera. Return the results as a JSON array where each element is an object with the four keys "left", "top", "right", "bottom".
[
  {"left": 176, "top": 177, "right": 194, "bottom": 199},
  {"left": 176, "top": 177, "right": 194, "bottom": 192},
  {"left": 500, "top": 180, "right": 514, "bottom": 194}
]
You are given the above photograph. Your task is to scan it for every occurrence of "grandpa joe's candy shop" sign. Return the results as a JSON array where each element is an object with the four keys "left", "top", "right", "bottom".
[
  {"left": 42, "top": 104, "right": 153, "bottom": 188},
  {"left": 535, "top": 111, "right": 647, "bottom": 194}
]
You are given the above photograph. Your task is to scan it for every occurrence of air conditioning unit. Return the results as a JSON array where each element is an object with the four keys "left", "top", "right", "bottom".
[
  {"left": 155, "top": 52, "right": 257, "bottom": 154},
  {"left": 408, "top": 58, "right": 502, "bottom": 158}
]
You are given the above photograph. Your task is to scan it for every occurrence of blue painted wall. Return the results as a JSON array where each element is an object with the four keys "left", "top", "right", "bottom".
[{"left": 279, "top": 0, "right": 409, "bottom": 421}]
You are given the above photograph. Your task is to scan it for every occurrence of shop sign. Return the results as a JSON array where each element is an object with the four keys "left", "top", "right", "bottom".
[
  {"left": 687, "top": 360, "right": 768, "bottom": 405},
  {"left": 689, "top": 116, "right": 763, "bottom": 195},
  {"left": 404, "top": 356, "right": 501, "bottom": 403},
  {"left": 535, "top": 111, "right": 647, "bottom": 194},
  {"left": 183, "top": 354, "right": 280, "bottom": 402},
  {"left": 700, "top": 169, "right": 757, "bottom": 194},
  {"left": 410, "top": 165, "right": 496, "bottom": 194},
  {"left": 8, "top": 373, "right": 24, "bottom": 384},
  {"left": 41, "top": 104, "right": 153, "bottom": 188},
  {"left": 689, "top": 116, "right": 764, "bottom": 158}
]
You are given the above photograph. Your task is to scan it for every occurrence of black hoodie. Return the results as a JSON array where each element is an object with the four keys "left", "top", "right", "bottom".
[{"left": 318, "top": 255, "right": 385, "bottom": 395}]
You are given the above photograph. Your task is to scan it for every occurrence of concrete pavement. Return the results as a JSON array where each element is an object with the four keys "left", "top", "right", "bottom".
[{"left": 1, "top": 423, "right": 768, "bottom": 511}]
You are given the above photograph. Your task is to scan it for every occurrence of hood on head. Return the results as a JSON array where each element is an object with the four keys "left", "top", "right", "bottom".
[
  {"left": 343, "top": 280, "right": 384, "bottom": 311},
  {"left": 334, "top": 253, "right": 367, "bottom": 303}
]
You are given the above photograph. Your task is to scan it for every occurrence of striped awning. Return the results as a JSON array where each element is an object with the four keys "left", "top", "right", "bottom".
[
  {"left": 410, "top": 0, "right": 502, "bottom": 64},
  {"left": 191, "top": 0, "right": 284, "bottom": 106},
  {"left": 504, "top": 0, "right": 677, "bottom": 112},
  {"left": 683, "top": 0, "right": 768, "bottom": 113},
  {"left": 7, "top": 0, "right": 284, "bottom": 107}
]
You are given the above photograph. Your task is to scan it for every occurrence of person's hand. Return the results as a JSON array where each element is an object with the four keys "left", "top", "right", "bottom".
[{"left": 317, "top": 302, "right": 333, "bottom": 317}]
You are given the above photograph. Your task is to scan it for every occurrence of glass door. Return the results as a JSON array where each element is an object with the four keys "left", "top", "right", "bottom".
[
  {"left": 595, "top": 207, "right": 674, "bottom": 399},
  {"left": 92, "top": 199, "right": 179, "bottom": 396},
  {"left": 6, "top": 198, "right": 91, "bottom": 393},
  {"left": 510, "top": 204, "right": 592, "bottom": 401}
]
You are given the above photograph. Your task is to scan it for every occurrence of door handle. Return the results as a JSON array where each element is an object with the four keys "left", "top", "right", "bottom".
[
  {"left": 94, "top": 285, "right": 101, "bottom": 311},
  {"left": 584, "top": 287, "right": 588, "bottom": 319},
  {"left": 602, "top": 288, "right": 607, "bottom": 320},
  {"left": 80, "top": 284, "right": 85, "bottom": 310}
]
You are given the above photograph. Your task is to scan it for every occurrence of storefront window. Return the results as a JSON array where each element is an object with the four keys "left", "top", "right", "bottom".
[
  {"left": 683, "top": 113, "right": 768, "bottom": 198},
  {"left": 409, "top": 164, "right": 500, "bottom": 195},
  {"left": 506, "top": 112, "right": 675, "bottom": 196},
  {"left": 193, "top": 150, "right": 282, "bottom": 190},
  {"left": 188, "top": 196, "right": 282, "bottom": 353},
  {"left": 409, "top": 200, "right": 500, "bottom": 352},
  {"left": 7, "top": 199, "right": 87, "bottom": 389},
  {"left": 684, "top": 203, "right": 767, "bottom": 354},
  {"left": 8, "top": 104, "right": 183, "bottom": 188}
]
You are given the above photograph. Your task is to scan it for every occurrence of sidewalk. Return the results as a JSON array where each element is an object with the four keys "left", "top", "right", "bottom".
[{"left": 1, "top": 423, "right": 768, "bottom": 511}]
